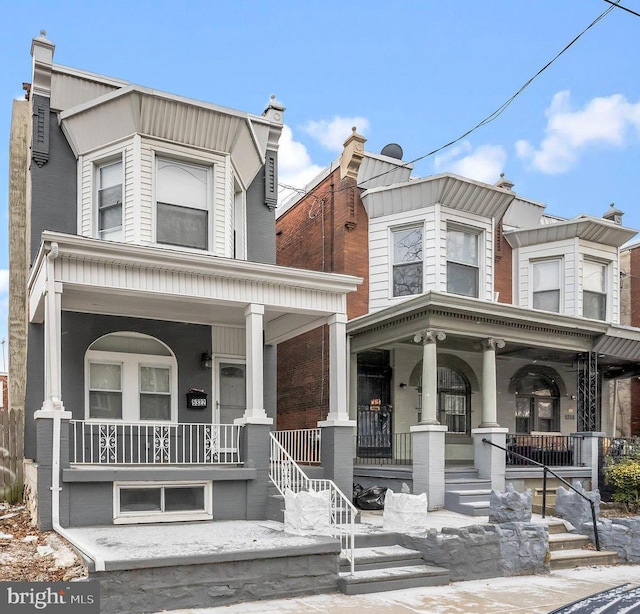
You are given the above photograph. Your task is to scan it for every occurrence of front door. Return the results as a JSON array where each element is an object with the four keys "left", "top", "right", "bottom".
[{"left": 217, "top": 362, "right": 246, "bottom": 424}]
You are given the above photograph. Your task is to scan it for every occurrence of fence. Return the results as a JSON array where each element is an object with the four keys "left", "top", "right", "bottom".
[
  {"left": 505, "top": 434, "right": 581, "bottom": 467},
  {"left": 273, "top": 428, "right": 321, "bottom": 464},
  {"left": 0, "top": 409, "right": 23, "bottom": 502},
  {"left": 354, "top": 432, "right": 412, "bottom": 465}
]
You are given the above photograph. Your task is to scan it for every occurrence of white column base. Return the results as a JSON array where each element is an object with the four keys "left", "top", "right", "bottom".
[
  {"left": 411, "top": 425, "right": 447, "bottom": 510},
  {"left": 472, "top": 427, "right": 508, "bottom": 491},
  {"left": 318, "top": 419, "right": 356, "bottom": 427},
  {"left": 234, "top": 415, "right": 273, "bottom": 426}
]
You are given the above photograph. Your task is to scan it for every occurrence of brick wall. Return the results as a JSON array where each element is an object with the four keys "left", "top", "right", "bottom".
[
  {"left": 276, "top": 169, "right": 369, "bottom": 427},
  {"left": 494, "top": 222, "right": 513, "bottom": 304}
]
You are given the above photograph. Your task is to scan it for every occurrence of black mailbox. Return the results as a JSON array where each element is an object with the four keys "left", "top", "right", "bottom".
[{"left": 186, "top": 389, "right": 207, "bottom": 409}]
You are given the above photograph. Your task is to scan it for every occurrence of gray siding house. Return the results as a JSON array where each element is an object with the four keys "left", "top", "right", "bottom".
[{"left": 10, "top": 33, "right": 359, "bottom": 543}]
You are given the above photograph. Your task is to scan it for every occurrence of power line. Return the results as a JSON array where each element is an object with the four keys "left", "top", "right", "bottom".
[
  {"left": 278, "top": 0, "right": 621, "bottom": 203},
  {"left": 602, "top": 0, "right": 640, "bottom": 18}
]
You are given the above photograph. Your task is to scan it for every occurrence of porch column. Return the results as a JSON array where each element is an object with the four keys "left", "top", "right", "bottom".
[
  {"left": 572, "top": 431, "right": 606, "bottom": 491},
  {"left": 319, "top": 314, "right": 355, "bottom": 499},
  {"left": 415, "top": 329, "right": 446, "bottom": 425},
  {"left": 236, "top": 303, "right": 272, "bottom": 425},
  {"left": 479, "top": 337, "right": 505, "bottom": 428},
  {"left": 42, "top": 244, "right": 64, "bottom": 413}
]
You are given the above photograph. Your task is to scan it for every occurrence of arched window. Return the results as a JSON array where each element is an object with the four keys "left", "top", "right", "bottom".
[
  {"left": 514, "top": 373, "right": 560, "bottom": 433},
  {"left": 85, "top": 332, "right": 177, "bottom": 422},
  {"left": 437, "top": 366, "right": 471, "bottom": 434}
]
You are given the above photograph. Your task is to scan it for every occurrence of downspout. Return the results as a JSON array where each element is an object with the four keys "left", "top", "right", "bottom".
[{"left": 45, "top": 243, "right": 106, "bottom": 572}]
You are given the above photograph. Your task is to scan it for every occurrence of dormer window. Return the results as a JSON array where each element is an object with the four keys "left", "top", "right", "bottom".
[
  {"left": 156, "top": 158, "right": 210, "bottom": 250},
  {"left": 97, "top": 160, "right": 123, "bottom": 241},
  {"left": 392, "top": 226, "right": 423, "bottom": 297},
  {"left": 532, "top": 259, "right": 561, "bottom": 312},
  {"left": 583, "top": 260, "right": 607, "bottom": 320},
  {"left": 446, "top": 226, "right": 479, "bottom": 298}
]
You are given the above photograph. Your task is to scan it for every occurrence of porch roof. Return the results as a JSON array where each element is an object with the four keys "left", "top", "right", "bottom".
[
  {"left": 347, "top": 291, "right": 640, "bottom": 375},
  {"left": 29, "top": 232, "right": 362, "bottom": 345}
]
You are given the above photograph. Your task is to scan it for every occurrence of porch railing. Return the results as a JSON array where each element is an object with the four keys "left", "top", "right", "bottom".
[
  {"left": 269, "top": 433, "right": 357, "bottom": 574},
  {"left": 273, "top": 428, "right": 321, "bottom": 464},
  {"left": 70, "top": 421, "right": 242, "bottom": 465},
  {"left": 506, "top": 434, "right": 582, "bottom": 468},
  {"left": 354, "top": 432, "right": 413, "bottom": 465}
]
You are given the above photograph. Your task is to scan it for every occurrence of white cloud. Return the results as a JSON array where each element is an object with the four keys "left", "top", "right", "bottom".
[
  {"left": 434, "top": 141, "right": 506, "bottom": 184},
  {"left": 303, "top": 116, "right": 370, "bottom": 152},
  {"left": 516, "top": 90, "right": 640, "bottom": 174},
  {"left": 277, "top": 125, "right": 324, "bottom": 204}
]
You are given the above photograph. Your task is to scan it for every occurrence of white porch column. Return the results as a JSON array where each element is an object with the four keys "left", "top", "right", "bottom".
[
  {"left": 236, "top": 303, "right": 272, "bottom": 425},
  {"left": 319, "top": 313, "right": 354, "bottom": 426},
  {"left": 415, "top": 330, "right": 446, "bottom": 425},
  {"left": 479, "top": 337, "right": 505, "bottom": 428},
  {"left": 41, "top": 243, "right": 65, "bottom": 413}
]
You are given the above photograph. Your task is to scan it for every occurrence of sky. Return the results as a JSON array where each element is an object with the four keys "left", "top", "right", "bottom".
[{"left": 0, "top": 0, "right": 639, "bottom": 359}]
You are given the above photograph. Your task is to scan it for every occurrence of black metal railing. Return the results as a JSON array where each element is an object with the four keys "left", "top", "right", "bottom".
[
  {"left": 506, "top": 434, "right": 582, "bottom": 467},
  {"left": 354, "top": 432, "right": 412, "bottom": 465},
  {"left": 482, "top": 437, "right": 600, "bottom": 551},
  {"left": 598, "top": 436, "right": 640, "bottom": 502}
]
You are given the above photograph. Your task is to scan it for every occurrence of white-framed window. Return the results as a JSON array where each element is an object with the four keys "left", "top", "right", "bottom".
[
  {"left": 583, "top": 259, "right": 607, "bottom": 320},
  {"left": 96, "top": 159, "right": 123, "bottom": 240},
  {"left": 85, "top": 332, "right": 177, "bottom": 422},
  {"left": 532, "top": 259, "right": 561, "bottom": 312},
  {"left": 446, "top": 226, "right": 480, "bottom": 298},
  {"left": 392, "top": 226, "right": 423, "bottom": 297},
  {"left": 156, "top": 157, "right": 210, "bottom": 250},
  {"left": 114, "top": 481, "right": 212, "bottom": 524}
]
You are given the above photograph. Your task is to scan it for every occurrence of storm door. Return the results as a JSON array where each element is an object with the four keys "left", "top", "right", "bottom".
[{"left": 217, "top": 362, "right": 246, "bottom": 424}]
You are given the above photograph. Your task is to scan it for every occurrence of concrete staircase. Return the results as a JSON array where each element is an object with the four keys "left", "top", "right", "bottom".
[
  {"left": 444, "top": 467, "right": 491, "bottom": 516},
  {"left": 338, "top": 530, "right": 450, "bottom": 595},
  {"left": 546, "top": 520, "right": 618, "bottom": 570}
]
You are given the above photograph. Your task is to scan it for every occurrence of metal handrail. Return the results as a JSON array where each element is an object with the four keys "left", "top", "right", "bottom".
[
  {"left": 269, "top": 433, "right": 358, "bottom": 573},
  {"left": 482, "top": 437, "right": 600, "bottom": 551}
]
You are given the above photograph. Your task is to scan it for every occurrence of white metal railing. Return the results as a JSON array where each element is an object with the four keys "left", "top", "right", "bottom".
[
  {"left": 269, "top": 433, "right": 357, "bottom": 574},
  {"left": 273, "top": 428, "right": 321, "bottom": 464},
  {"left": 69, "top": 421, "right": 242, "bottom": 465}
]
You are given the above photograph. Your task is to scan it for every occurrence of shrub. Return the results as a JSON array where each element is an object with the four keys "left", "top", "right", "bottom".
[{"left": 606, "top": 458, "right": 640, "bottom": 510}]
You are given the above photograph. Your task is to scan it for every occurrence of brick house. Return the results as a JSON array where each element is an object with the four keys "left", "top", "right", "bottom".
[{"left": 276, "top": 130, "right": 640, "bottom": 509}]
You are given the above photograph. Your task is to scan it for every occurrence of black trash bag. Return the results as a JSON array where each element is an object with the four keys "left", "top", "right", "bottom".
[{"left": 353, "top": 483, "right": 387, "bottom": 510}]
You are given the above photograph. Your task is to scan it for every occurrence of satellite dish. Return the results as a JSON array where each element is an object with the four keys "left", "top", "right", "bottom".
[{"left": 380, "top": 143, "right": 403, "bottom": 160}]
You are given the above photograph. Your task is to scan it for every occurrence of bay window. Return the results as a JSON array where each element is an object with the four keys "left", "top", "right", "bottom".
[
  {"left": 583, "top": 260, "right": 607, "bottom": 320},
  {"left": 392, "top": 226, "right": 423, "bottom": 297},
  {"left": 446, "top": 226, "right": 479, "bottom": 297},
  {"left": 156, "top": 157, "right": 210, "bottom": 250},
  {"left": 97, "top": 160, "right": 123, "bottom": 240},
  {"left": 532, "top": 259, "right": 561, "bottom": 312}
]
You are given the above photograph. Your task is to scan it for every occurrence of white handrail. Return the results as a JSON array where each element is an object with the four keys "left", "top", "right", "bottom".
[
  {"left": 273, "top": 428, "right": 321, "bottom": 464},
  {"left": 269, "top": 433, "right": 357, "bottom": 574}
]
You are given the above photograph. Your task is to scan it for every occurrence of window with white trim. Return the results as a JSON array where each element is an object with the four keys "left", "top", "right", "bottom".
[
  {"left": 583, "top": 260, "right": 607, "bottom": 320},
  {"left": 392, "top": 226, "right": 423, "bottom": 297},
  {"left": 156, "top": 157, "right": 210, "bottom": 250},
  {"left": 114, "top": 482, "right": 212, "bottom": 524},
  {"left": 85, "top": 333, "right": 177, "bottom": 422},
  {"left": 446, "top": 226, "right": 479, "bottom": 297},
  {"left": 97, "top": 160, "right": 123, "bottom": 240},
  {"left": 532, "top": 259, "right": 561, "bottom": 312}
]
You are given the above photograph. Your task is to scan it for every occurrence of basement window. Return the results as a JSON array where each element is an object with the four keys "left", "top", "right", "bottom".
[{"left": 114, "top": 482, "right": 212, "bottom": 524}]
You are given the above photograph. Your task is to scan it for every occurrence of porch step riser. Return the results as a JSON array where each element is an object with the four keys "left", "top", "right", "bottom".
[
  {"left": 549, "top": 537, "right": 590, "bottom": 551},
  {"left": 338, "top": 565, "right": 449, "bottom": 595},
  {"left": 445, "top": 481, "right": 492, "bottom": 491},
  {"left": 549, "top": 551, "right": 618, "bottom": 570},
  {"left": 445, "top": 490, "right": 491, "bottom": 503},
  {"left": 353, "top": 532, "right": 401, "bottom": 548}
]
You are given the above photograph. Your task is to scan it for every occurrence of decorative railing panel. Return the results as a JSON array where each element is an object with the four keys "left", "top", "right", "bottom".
[
  {"left": 506, "top": 434, "right": 582, "bottom": 467},
  {"left": 70, "top": 421, "right": 242, "bottom": 465},
  {"left": 273, "top": 428, "right": 321, "bottom": 464}
]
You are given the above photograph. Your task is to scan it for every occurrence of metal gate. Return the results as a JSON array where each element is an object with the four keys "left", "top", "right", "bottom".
[{"left": 356, "top": 404, "right": 392, "bottom": 458}]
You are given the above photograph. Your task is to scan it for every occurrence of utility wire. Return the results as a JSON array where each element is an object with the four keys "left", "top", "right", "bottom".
[
  {"left": 278, "top": 0, "right": 621, "bottom": 203},
  {"left": 602, "top": 0, "right": 640, "bottom": 18}
]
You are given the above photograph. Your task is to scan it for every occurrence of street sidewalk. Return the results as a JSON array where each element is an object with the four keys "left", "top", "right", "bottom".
[{"left": 167, "top": 564, "right": 640, "bottom": 613}]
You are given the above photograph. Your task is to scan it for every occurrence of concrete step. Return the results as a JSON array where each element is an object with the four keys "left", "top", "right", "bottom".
[
  {"left": 545, "top": 520, "right": 569, "bottom": 535},
  {"left": 549, "top": 533, "right": 590, "bottom": 551},
  {"left": 353, "top": 530, "right": 400, "bottom": 548},
  {"left": 338, "top": 564, "right": 450, "bottom": 595},
  {"left": 265, "top": 493, "right": 284, "bottom": 523},
  {"left": 444, "top": 489, "right": 491, "bottom": 516},
  {"left": 549, "top": 547, "right": 618, "bottom": 570},
  {"left": 340, "top": 545, "right": 423, "bottom": 572},
  {"left": 444, "top": 479, "right": 492, "bottom": 491}
]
